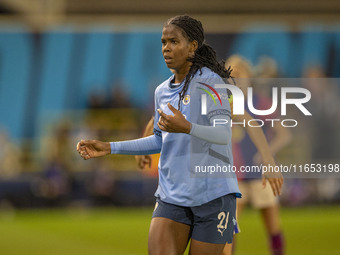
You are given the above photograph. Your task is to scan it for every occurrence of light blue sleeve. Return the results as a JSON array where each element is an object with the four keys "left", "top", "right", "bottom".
[
  {"left": 110, "top": 135, "right": 161, "bottom": 155},
  {"left": 189, "top": 122, "right": 230, "bottom": 145},
  {"left": 153, "top": 86, "right": 163, "bottom": 140},
  {"left": 189, "top": 73, "right": 232, "bottom": 145}
]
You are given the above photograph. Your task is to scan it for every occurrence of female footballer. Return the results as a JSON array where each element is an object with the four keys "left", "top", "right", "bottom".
[{"left": 77, "top": 15, "right": 283, "bottom": 255}]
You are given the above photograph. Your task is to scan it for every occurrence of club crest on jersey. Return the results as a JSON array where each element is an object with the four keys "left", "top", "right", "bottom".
[{"left": 182, "top": 95, "right": 190, "bottom": 105}]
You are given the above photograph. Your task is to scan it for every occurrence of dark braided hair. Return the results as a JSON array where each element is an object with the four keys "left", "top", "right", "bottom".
[{"left": 165, "top": 15, "right": 232, "bottom": 109}]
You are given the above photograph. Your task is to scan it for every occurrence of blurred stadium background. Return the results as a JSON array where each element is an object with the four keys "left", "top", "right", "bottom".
[{"left": 0, "top": 0, "right": 339, "bottom": 254}]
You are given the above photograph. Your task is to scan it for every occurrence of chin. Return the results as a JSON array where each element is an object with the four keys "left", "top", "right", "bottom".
[{"left": 165, "top": 62, "right": 174, "bottom": 68}]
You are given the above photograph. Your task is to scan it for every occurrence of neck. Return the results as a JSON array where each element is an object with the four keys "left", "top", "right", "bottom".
[{"left": 172, "top": 63, "right": 192, "bottom": 83}]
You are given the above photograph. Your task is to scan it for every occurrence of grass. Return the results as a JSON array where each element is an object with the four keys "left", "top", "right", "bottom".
[
  {"left": 235, "top": 206, "right": 340, "bottom": 255},
  {"left": 0, "top": 205, "right": 339, "bottom": 255}
]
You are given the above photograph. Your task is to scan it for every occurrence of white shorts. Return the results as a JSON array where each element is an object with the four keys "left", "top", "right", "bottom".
[{"left": 238, "top": 180, "right": 278, "bottom": 209}]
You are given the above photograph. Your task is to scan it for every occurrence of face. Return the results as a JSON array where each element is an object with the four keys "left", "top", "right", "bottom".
[{"left": 161, "top": 25, "right": 197, "bottom": 74}]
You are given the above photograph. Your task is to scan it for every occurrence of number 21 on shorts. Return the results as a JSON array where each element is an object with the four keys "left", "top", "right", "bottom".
[{"left": 217, "top": 211, "right": 229, "bottom": 236}]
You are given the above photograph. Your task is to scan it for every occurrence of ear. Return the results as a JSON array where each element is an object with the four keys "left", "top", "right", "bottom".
[{"left": 189, "top": 40, "right": 198, "bottom": 55}]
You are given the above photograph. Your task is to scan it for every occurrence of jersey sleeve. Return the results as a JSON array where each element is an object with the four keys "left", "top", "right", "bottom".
[
  {"left": 204, "top": 76, "right": 232, "bottom": 124},
  {"left": 153, "top": 86, "right": 163, "bottom": 141},
  {"left": 110, "top": 135, "right": 161, "bottom": 155},
  {"left": 189, "top": 74, "right": 232, "bottom": 145},
  {"left": 189, "top": 123, "right": 230, "bottom": 145}
]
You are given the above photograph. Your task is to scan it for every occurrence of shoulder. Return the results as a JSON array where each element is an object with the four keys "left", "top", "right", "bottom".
[
  {"left": 196, "top": 67, "right": 221, "bottom": 78},
  {"left": 154, "top": 75, "right": 173, "bottom": 95},
  {"left": 190, "top": 67, "right": 224, "bottom": 89},
  {"left": 195, "top": 67, "right": 222, "bottom": 80}
]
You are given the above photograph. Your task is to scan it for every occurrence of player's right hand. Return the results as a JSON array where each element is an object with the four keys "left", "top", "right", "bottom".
[
  {"left": 76, "top": 139, "right": 111, "bottom": 160},
  {"left": 135, "top": 155, "right": 152, "bottom": 170}
]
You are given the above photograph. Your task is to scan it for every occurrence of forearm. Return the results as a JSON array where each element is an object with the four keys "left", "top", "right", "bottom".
[
  {"left": 110, "top": 135, "right": 161, "bottom": 155},
  {"left": 189, "top": 122, "right": 231, "bottom": 145}
]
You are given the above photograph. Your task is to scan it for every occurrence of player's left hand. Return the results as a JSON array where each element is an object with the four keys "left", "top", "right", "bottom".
[{"left": 157, "top": 103, "right": 191, "bottom": 133}]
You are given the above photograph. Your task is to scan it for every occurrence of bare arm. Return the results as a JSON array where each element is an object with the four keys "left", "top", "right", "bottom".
[
  {"left": 234, "top": 112, "right": 284, "bottom": 196},
  {"left": 268, "top": 121, "right": 292, "bottom": 156},
  {"left": 143, "top": 116, "right": 155, "bottom": 137}
]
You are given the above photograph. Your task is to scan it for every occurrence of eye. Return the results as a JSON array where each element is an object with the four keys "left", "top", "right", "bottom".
[{"left": 171, "top": 39, "right": 177, "bottom": 44}]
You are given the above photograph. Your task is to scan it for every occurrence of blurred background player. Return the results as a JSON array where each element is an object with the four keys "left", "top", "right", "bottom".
[{"left": 225, "top": 55, "right": 291, "bottom": 255}]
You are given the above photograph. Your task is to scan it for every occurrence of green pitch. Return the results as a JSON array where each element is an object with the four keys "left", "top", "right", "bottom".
[{"left": 0, "top": 205, "right": 339, "bottom": 255}]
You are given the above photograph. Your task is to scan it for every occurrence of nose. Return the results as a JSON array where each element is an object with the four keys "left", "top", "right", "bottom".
[{"left": 163, "top": 42, "right": 170, "bottom": 52}]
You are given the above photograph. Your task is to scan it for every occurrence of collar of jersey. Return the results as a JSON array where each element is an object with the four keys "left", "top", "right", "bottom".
[{"left": 167, "top": 75, "right": 185, "bottom": 90}]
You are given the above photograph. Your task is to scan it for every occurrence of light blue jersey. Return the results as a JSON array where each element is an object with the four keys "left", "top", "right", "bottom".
[
  {"left": 153, "top": 67, "right": 240, "bottom": 206},
  {"left": 110, "top": 67, "right": 240, "bottom": 206}
]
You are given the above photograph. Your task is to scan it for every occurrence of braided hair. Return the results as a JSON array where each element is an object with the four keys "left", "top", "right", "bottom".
[{"left": 165, "top": 15, "right": 232, "bottom": 109}]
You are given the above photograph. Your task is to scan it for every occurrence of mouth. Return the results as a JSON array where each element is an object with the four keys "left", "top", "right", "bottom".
[{"left": 164, "top": 56, "right": 172, "bottom": 64}]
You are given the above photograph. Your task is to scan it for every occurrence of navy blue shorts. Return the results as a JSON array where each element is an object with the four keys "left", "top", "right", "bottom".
[{"left": 152, "top": 194, "right": 237, "bottom": 244}]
